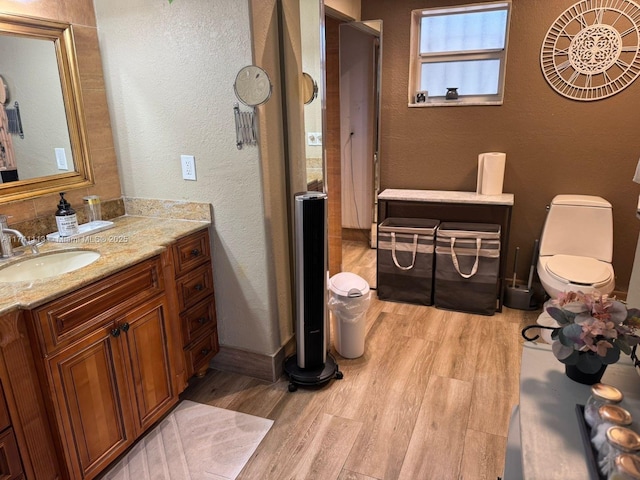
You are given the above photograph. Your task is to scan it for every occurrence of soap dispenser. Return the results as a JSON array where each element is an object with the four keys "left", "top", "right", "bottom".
[{"left": 55, "top": 192, "right": 79, "bottom": 237}]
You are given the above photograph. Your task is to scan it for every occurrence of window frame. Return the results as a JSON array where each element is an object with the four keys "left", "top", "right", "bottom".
[{"left": 408, "top": 1, "right": 512, "bottom": 107}]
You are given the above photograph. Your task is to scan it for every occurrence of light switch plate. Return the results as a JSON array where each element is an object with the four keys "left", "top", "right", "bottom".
[
  {"left": 55, "top": 148, "right": 68, "bottom": 170},
  {"left": 181, "top": 155, "right": 196, "bottom": 181}
]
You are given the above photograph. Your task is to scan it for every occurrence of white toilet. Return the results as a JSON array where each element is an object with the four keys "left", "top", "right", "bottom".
[{"left": 537, "top": 194, "right": 615, "bottom": 299}]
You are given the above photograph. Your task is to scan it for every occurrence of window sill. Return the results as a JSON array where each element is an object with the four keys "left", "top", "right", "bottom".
[{"left": 408, "top": 100, "right": 503, "bottom": 107}]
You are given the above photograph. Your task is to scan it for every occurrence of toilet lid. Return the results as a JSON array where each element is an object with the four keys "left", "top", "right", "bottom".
[{"left": 545, "top": 254, "right": 612, "bottom": 286}]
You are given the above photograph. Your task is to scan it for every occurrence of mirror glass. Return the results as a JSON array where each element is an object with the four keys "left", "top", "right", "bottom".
[
  {"left": 234, "top": 65, "right": 273, "bottom": 107},
  {"left": 339, "top": 20, "right": 382, "bottom": 239},
  {"left": 0, "top": 34, "right": 74, "bottom": 180},
  {"left": 300, "top": 0, "right": 324, "bottom": 192},
  {"left": 302, "top": 72, "right": 318, "bottom": 105},
  {"left": 0, "top": 14, "right": 92, "bottom": 203}
]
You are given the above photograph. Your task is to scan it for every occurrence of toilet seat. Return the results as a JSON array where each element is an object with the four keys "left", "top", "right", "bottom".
[
  {"left": 545, "top": 254, "right": 612, "bottom": 287},
  {"left": 537, "top": 254, "right": 615, "bottom": 298}
]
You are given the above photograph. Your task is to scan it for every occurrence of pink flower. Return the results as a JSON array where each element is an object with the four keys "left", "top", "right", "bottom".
[{"left": 542, "top": 290, "right": 640, "bottom": 363}]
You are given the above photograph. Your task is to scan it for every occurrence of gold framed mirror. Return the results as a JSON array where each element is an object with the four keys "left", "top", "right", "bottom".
[{"left": 0, "top": 13, "right": 92, "bottom": 203}]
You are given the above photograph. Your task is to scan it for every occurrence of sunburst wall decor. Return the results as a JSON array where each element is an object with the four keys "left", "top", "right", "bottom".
[{"left": 541, "top": 0, "right": 640, "bottom": 101}]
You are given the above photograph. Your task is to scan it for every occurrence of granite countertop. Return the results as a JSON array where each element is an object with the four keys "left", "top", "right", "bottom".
[
  {"left": 0, "top": 215, "right": 210, "bottom": 315},
  {"left": 378, "top": 189, "right": 514, "bottom": 206}
]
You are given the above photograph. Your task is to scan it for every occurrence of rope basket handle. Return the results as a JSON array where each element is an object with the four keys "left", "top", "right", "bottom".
[
  {"left": 391, "top": 232, "right": 417, "bottom": 270},
  {"left": 450, "top": 237, "right": 481, "bottom": 278}
]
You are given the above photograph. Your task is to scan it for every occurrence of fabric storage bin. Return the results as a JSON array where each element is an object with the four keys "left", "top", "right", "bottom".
[
  {"left": 377, "top": 217, "right": 440, "bottom": 305},
  {"left": 434, "top": 222, "right": 501, "bottom": 315}
]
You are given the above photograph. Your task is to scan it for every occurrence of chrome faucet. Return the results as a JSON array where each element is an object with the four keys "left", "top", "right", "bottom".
[{"left": 0, "top": 215, "right": 43, "bottom": 257}]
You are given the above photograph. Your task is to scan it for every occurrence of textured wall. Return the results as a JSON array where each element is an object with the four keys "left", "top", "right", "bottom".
[
  {"left": 94, "top": 0, "right": 282, "bottom": 355},
  {"left": 363, "top": 0, "right": 640, "bottom": 292},
  {"left": 325, "top": 0, "right": 361, "bottom": 20}
]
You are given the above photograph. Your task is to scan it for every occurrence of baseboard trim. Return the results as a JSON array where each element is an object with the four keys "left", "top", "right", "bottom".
[
  {"left": 209, "top": 336, "right": 296, "bottom": 383},
  {"left": 342, "top": 228, "right": 370, "bottom": 242}
]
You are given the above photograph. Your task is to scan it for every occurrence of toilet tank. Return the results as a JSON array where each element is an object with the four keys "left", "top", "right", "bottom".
[{"left": 538, "top": 195, "right": 613, "bottom": 262}]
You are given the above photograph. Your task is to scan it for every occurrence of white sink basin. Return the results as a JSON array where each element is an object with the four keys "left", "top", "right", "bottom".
[{"left": 0, "top": 250, "right": 101, "bottom": 282}]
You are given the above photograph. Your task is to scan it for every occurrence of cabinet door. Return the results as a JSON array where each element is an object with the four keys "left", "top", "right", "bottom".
[
  {"left": 48, "top": 325, "right": 135, "bottom": 480},
  {"left": 121, "top": 296, "right": 177, "bottom": 433},
  {"left": 0, "top": 428, "right": 24, "bottom": 479}
]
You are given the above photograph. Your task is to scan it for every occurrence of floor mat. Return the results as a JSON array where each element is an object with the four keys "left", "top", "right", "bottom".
[{"left": 100, "top": 400, "right": 274, "bottom": 480}]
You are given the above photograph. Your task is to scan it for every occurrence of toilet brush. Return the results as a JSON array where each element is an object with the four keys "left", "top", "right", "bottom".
[
  {"left": 504, "top": 243, "right": 537, "bottom": 310},
  {"left": 526, "top": 239, "right": 539, "bottom": 292},
  {"left": 511, "top": 247, "right": 519, "bottom": 289}
]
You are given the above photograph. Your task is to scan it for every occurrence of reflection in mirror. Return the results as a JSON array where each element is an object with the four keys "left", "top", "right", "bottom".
[
  {"left": 302, "top": 72, "right": 318, "bottom": 105},
  {"left": 299, "top": 1, "right": 324, "bottom": 193},
  {"left": 339, "top": 20, "right": 382, "bottom": 244},
  {"left": 0, "top": 14, "right": 92, "bottom": 203},
  {"left": 0, "top": 34, "right": 73, "bottom": 181}
]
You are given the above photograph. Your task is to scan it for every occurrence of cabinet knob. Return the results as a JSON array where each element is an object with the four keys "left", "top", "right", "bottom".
[
  {"left": 111, "top": 328, "right": 121, "bottom": 337},
  {"left": 191, "top": 249, "right": 200, "bottom": 257},
  {"left": 194, "top": 284, "right": 204, "bottom": 292},
  {"left": 201, "top": 348, "right": 210, "bottom": 355},
  {"left": 121, "top": 323, "right": 130, "bottom": 332},
  {"left": 197, "top": 317, "right": 207, "bottom": 325}
]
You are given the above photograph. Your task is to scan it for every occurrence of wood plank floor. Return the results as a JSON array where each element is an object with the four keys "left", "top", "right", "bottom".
[{"left": 181, "top": 240, "right": 541, "bottom": 480}]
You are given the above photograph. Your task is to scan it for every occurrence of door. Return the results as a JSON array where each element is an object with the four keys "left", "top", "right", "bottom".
[
  {"left": 48, "top": 324, "right": 135, "bottom": 480},
  {"left": 120, "top": 296, "right": 176, "bottom": 433}
]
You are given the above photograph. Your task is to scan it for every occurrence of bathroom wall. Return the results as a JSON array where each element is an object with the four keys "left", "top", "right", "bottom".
[
  {"left": 0, "top": 0, "right": 121, "bottom": 224},
  {"left": 362, "top": 0, "right": 640, "bottom": 293},
  {"left": 325, "top": 0, "right": 361, "bottom": 21},
  {"left": 93, "top": 0, "right": 288, "bottom": 358}
]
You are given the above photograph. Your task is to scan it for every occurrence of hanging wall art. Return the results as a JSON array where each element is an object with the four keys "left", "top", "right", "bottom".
[{"left": 541, "top": 0, "right": 640, "bottom": 101}]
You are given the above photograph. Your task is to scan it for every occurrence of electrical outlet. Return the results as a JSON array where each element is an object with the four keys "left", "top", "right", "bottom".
[
  {"left": 181, "top": 155, "right": 196, "bottom": 181},
  {"left": 307, "top": 132, "right": 322, "bottom": 146}
]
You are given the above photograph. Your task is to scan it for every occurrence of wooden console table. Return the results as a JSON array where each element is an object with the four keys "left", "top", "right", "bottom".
[{"left": 377, "top": 189, "right": 514, "bottom": 311}]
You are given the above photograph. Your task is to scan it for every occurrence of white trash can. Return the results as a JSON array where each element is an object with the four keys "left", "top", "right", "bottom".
[{"left": 328, "top": 272, "right": 371, "bottom": 358}]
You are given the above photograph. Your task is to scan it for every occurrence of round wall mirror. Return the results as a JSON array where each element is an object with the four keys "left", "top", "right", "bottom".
[
  {"left": 0, "top": 75, "right": 8, "bottom": 105},
  {"left": 234, "top": 65, "right": 272, "bottom": 107},
  {"left": 302, "top": 72, "right": 318, "bottom": 105}
]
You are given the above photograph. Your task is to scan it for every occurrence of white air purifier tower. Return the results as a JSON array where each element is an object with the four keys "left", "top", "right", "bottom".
[{"left": 284, "top": 192, "right": 342, "bottom": 392}]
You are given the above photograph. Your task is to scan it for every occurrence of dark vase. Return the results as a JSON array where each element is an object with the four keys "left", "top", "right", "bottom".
[
  {"left": 565, "top": 363, "right": 607, "bottom": 385},
  {"left": 445, "top": 87, "right": 459, "bottom": 100}
]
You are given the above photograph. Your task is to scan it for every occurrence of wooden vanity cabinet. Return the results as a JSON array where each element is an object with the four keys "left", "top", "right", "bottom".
[
  {"left": 29, "top": 256, "right": 179, "bottom": 480},
  {"left": 0, "top": 229, "right": 218, "bottom": 480},
  {"left": 0, "top": 382, "right": 24, "bottom": 479},
  {"left": 0, "top": 310, "right": 60, "bottom": 480},
  {"left": 166, "top": 228, "right": 219, "bottom": 379}
]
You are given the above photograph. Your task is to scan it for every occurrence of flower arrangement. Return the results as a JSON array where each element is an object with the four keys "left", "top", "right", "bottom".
[{"left": 523, "top": 291, "right": 640, "bottom": 374}]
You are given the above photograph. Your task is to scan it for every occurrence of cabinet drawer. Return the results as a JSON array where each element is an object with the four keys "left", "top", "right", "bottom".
[
  {"left": 177, "top": 264, "right": 214, "bottom": 311},
  {"left": 33, "top": 257, "right": 164, "bottom": 354},
  {"left": 0, "top": 428, "right": 24, "bottom": 479},
  {"left": 181, "top": 297, "right": 216, "bottom": 347},
  {"left": 173, "top": 229, "right": 211, "bottom": 276},
  {"left": 184, "top": 330, "right": 218, "bottom": 378}
]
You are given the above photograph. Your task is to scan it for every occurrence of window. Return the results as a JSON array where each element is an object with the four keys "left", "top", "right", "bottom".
[{"left": 409, "top": 2, "right": 511, "bottom": 106}]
